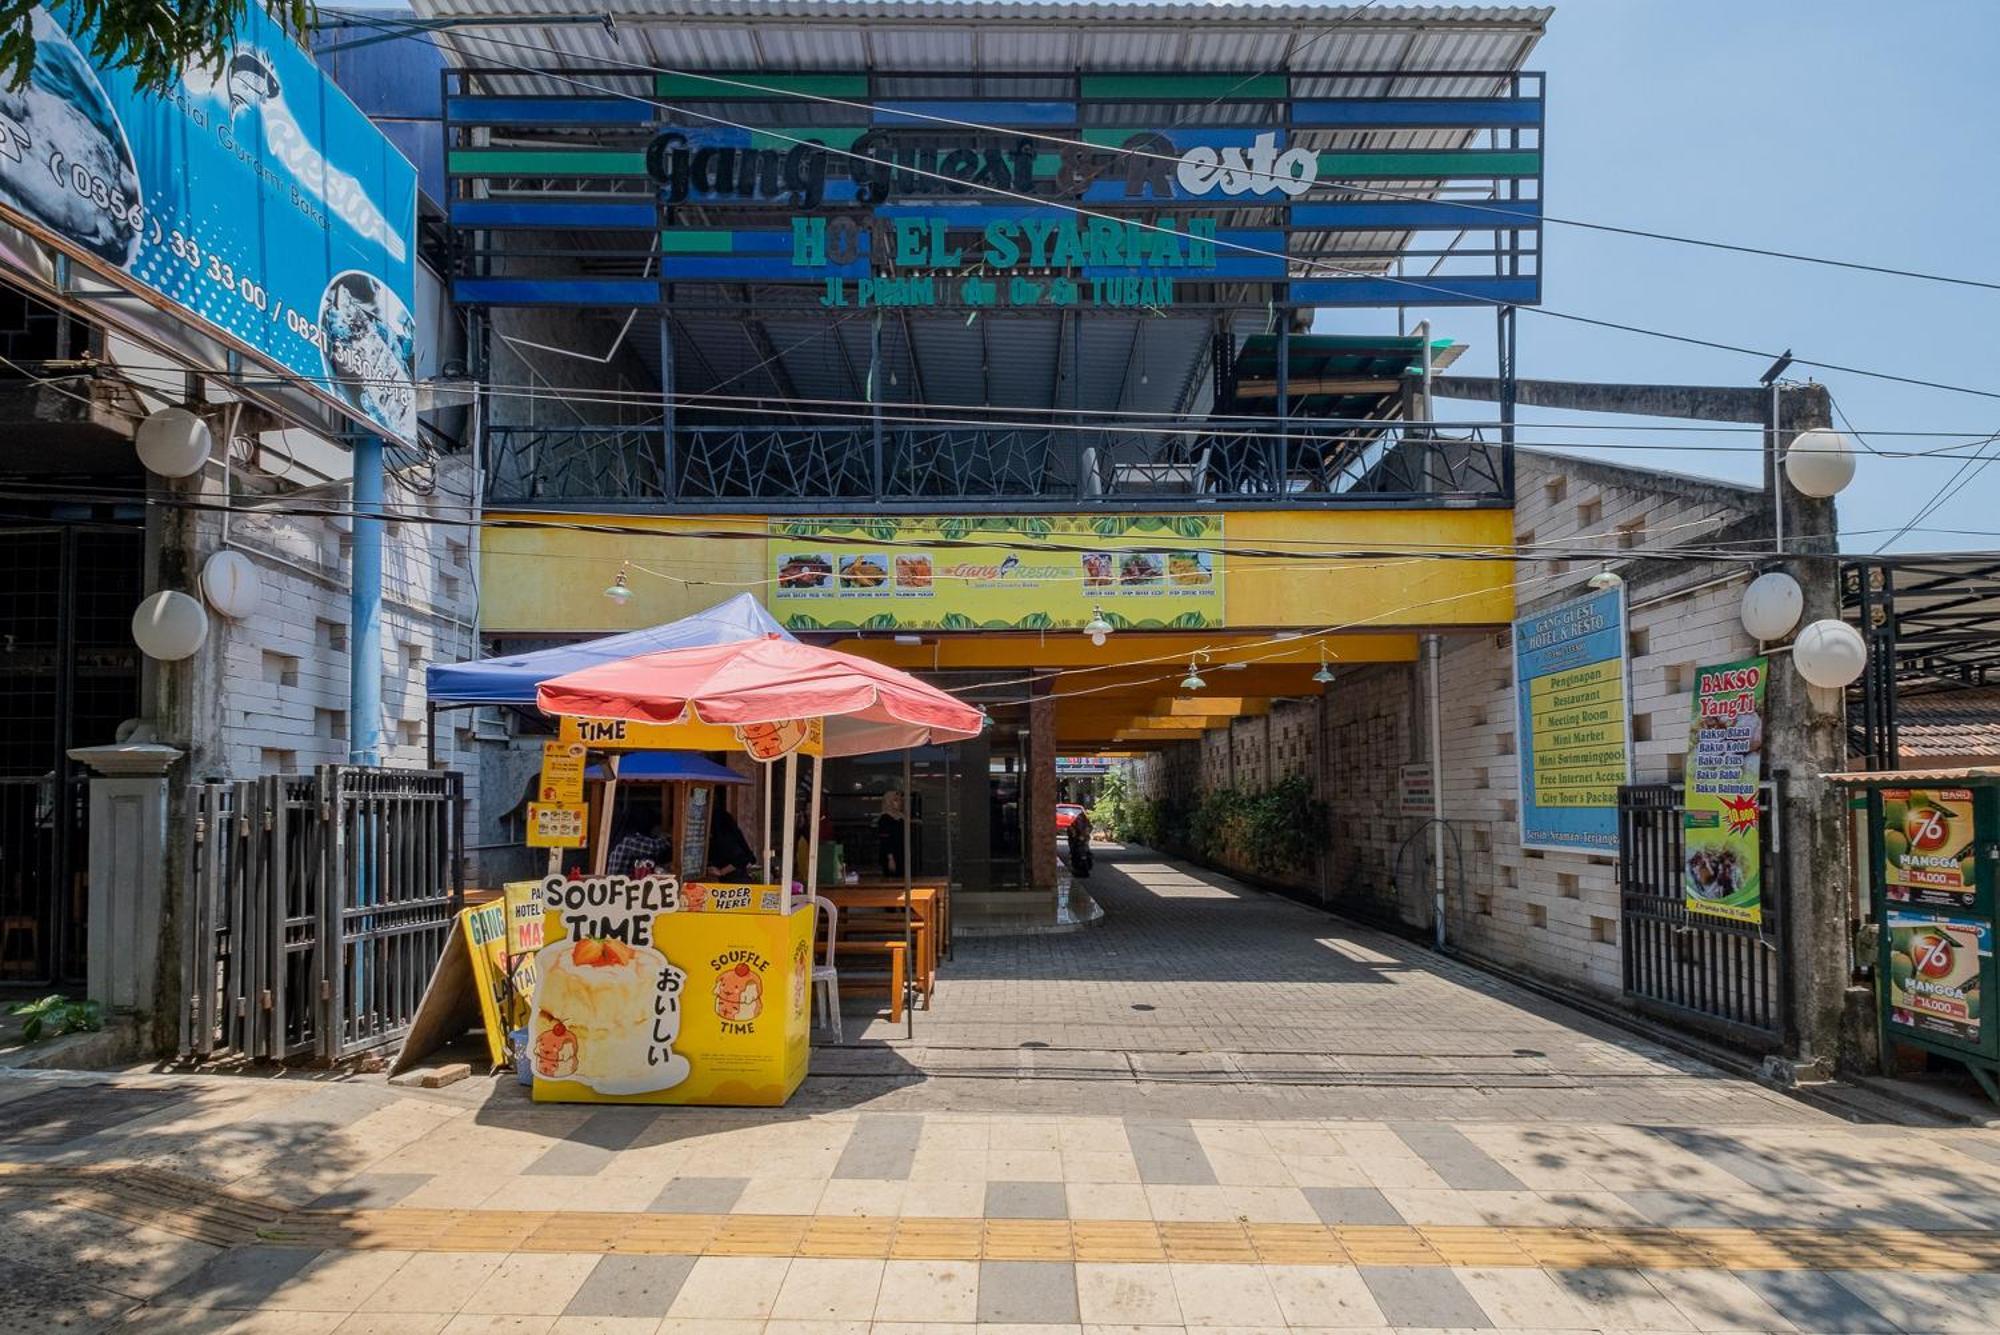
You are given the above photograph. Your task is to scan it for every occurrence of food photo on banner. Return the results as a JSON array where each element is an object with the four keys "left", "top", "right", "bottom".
[
  {"left": 1512, "top": 586, "right": 1631, "bottom": 854},
  {"left": 770, "top": 514, "right": 1224, "bottom": 632},
  {"left": 1680, "top": 657, "right": 1768, "bottom": 925},
  {"left": 0, "top": 3, "right": 419, "bottom": 442}
]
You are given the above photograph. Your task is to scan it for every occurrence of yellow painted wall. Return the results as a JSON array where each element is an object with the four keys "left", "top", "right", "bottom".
[{"left": 479, "top": 509, "right": 1515, "bottom": 636}]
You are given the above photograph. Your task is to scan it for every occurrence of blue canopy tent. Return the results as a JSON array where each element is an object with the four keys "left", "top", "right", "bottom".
[
  {"left": 426, "top": 592, "right": 794, "bottom": 707},
  {"left": 582, "top": 753, "right": 748, "bottom": 784},
  {"left": 420, "top": 593, "right": 795, "bottom": 763}
]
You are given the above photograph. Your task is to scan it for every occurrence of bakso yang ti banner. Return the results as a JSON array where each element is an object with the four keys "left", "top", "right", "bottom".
[{"left": 1681, "top": 656, "right": 1768, "bottom": 925}]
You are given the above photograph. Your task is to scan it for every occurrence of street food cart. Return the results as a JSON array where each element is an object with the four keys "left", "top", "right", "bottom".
[
  {"left": 1833, "top": 767, "right": 1999, "bottom": 1102},
  {"left": 523, "top": 634, "right": 984, "bottom": 1107}
]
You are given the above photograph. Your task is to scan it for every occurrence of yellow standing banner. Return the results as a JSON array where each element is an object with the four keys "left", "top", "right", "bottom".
[
  {"left": 525, "top": 873, "right": 813, "bottom": 1106},
  {"left": 526, "top": 801, "right": 588, "bottom": 848}
]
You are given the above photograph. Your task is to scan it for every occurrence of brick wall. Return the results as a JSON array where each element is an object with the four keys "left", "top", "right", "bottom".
[
  {"left": 1134, "top": 448, "right": 1774, "bottom": 1006},
  {"left": 186, "top": 452, "right": 499, "bottom": 878}
]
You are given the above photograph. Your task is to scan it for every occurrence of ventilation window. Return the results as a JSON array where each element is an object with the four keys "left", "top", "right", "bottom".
[
  {"left": 1476, "top": 894, "right": 1495, "bottom": 917},
  {"left": 1497, "top": 731, "right": 1515, "bottom": 756},
  {"left": 1501, "top": 863, "right": 1519, "bottom": 888},
  {"left": 1529, "top": 903, "right": 1548, "bottom": 929},
  {"left": 259, "top": 748, "right": 296, "bottom": 774},
  {"left": 441, "top": 573, "right": 462, "bottom": 601},
  {"left": 1591, "top": 916, "right": 1617, "bottom": 945},
  {"left": 1628, "top": 627, "right": 1650, "bottom": 658},
  {"left": 1617, "top": 519, "right": 1645, "bottom": 550},
  {"left": 1558, "top": 873, "right": 1581, "bottom": 900},
  {"left": 1632, "top": 714, "right": 1653, "bottom": 743},
  {"left": 1500, "top": 798, "right": 1518, "bottom": 823},
  {"left": 1516, "top": 528, "right": 1537, "bottom": 555},
  {"left": 1577, "top": 497, "right": 1603, "bottom": 528},
  {"left": 261, "top": 651, "right": 299, "bottom": 688},
  {"left": 1668, "top": 751, "right": 1687, "bottom": 782},
  {"left": 314, "top": 709, "right": 347, "bottom": 742},
  {"left": 1545, "top": 476, "right": 1568, "bottom": 504},
  {"left": 317, "top": 618, "right": 347, "bottom": 653}
]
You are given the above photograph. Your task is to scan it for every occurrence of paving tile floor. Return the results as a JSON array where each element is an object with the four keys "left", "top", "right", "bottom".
[{"left": 2, "top": 847, "right": 1997, "bottom": 1332}]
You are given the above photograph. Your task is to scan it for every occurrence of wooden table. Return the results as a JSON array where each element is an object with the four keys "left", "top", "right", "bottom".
[{"left": 821, "top": 886, "right": 940, "bottom": 1007}]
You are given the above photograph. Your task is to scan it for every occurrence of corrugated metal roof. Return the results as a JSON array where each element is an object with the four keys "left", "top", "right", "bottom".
[{"left": 411, "top": 0, "right": 1549, "bottom": 75}]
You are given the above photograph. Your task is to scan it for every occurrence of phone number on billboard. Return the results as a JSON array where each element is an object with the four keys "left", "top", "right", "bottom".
[{"left": 43, "top": 146, "right": 326, "bottom": 353}]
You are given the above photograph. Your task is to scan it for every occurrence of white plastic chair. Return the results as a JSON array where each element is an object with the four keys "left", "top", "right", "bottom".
[{"left": 809, "top": 895, "right": 842, "bottom": 1043}]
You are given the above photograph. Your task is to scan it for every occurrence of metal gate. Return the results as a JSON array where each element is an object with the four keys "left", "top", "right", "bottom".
[
  {"left": 1618, "top": 777, "right": 1790, "bottom": 1051},
  {"left": 183, "top": 766, "right": 463, "bottom": 1063}
]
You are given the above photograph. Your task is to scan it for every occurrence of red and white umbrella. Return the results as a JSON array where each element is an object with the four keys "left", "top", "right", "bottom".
[{"left": 536, "top": 634, "right": 985, "bottom": 757}]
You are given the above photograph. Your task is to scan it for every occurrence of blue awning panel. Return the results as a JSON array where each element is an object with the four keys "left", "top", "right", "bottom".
[
  {"left": 583, "top": 753, "right": 750, "bottom": 784},
  {"left": 425, "top": 592, "right": 795, "bottom": 706}
]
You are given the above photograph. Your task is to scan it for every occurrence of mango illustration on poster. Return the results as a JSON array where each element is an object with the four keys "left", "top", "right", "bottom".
[
  {"left": 1882, "top": 787, "right": 1979, "bottom": 910},
  {"left": 1886, "top": 910, "right": 1988, "bottom": 1045},
  {"left": 1681, "top": 657, "right": 1767, "bottom": 925}
]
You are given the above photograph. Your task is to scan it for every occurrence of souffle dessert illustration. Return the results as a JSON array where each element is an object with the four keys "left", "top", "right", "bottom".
[
  {"left": 735, "top": 718, "right": 809, "bottom": 760},
  {"left": 714, "top": 961, "right": 763, "bottom": 1021},
  {"left": 532, "top": 936, "right": 688, "bottom": 1091}
]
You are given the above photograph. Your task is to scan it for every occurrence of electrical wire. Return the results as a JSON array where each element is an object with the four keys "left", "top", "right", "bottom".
[
  {"left": 327, "top": 8, "right": 2000, "bottom": 295},
  {"left": 73, "top": 355, "right": 2000, "bottom": 463},
  {"left": 333, "top": 9, "right": 2000, "bottom": 404}
]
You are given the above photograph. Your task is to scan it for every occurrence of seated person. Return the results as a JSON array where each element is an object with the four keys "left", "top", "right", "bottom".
[
  {"left": 706, "top": 802, "right": 758, "bottom": 882},
  {"left": 607, "top": 818, "right": 671, "bottom": 878}
]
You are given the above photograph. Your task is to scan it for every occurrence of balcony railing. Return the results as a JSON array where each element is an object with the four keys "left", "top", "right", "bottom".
[{"left": 483, "top": 419, "right": 1512, "bottom": 511}]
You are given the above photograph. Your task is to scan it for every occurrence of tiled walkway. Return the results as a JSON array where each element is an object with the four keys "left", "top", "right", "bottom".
[{"left": 1, "top": 848, "right": 1996, "bottom": 1332}]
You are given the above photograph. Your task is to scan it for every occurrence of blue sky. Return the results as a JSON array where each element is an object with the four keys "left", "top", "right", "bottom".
[
  {"left": 340, "top": 0, "right": 1995, "bottom": 552},
  {"left": 1320, "top": 0, "right": 2000, "bottom": 553}
]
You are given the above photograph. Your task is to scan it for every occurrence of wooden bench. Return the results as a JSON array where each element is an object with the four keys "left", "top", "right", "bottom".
[
  {"left": 837, "top": 917, "right": 933, "bottom": 1008},
  {"left": 830, "top": 938, "right": 905, "bottom": 1022}
]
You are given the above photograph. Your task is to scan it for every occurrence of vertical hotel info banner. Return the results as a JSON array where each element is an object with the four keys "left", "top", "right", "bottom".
[
  {"left": 0, "top": 5, "right": 418, "bottom": 443},
  {"left": 1514, "top": 587, "right": 1630, "bottom": 853},
  {"left": 768, "top": 515, "right": 1223, "bottom": 632}
]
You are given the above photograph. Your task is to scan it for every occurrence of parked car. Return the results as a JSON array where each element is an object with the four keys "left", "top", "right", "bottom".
[{"left": 1055, "top": 803, "right": 1086, "bottom": 831}]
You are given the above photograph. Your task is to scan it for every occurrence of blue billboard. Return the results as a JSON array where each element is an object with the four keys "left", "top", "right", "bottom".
[
  {"left": 1514, "top": 587, "right": 1632, "bottom": 854},
  {"left": 0, "top": 5, "right": 418, "bottom": 442}
]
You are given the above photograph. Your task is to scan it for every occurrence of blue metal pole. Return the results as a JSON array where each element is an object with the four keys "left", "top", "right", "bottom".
[{"left": 349, "top": 435, "right": 384, "bottom": 765}]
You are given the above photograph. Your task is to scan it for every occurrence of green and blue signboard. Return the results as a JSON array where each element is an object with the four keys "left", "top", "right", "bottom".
[
  {"left": 1514, "top": 587, "right": 1631, "bottom": 854},
  {"left": 0, "top": 5, "right": 419, "bottom": 442},
  {"left": 444, "top": 69, "right": 1545, "bottom": 311}
]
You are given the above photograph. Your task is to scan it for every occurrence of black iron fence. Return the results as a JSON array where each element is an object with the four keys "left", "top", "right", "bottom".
[
  {"left": 1617, "top": 778, "right": 1789, "bottom": 1050},
  {"left": 485, "top": 419, "right": 1512, "bottom": 510},
  {"left": 183, "top": 766, "right": 463, "bottom": 1063},
  {"left": 0, "top": 774, "right": 89, "bottom": 984}
]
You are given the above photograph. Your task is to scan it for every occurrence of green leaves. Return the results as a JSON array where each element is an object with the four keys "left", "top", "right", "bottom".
[
  {"left": 859, "top": 613, "right": 899, "bottom": 631},
  {"left": 5, "top": 2, "right": 314, "bottom": 98},
  {"left": 8, "top": 994, "right": 101, "bottom": 1044},
  {"left": 940, "top": 612, "right": 977, "bottom": 631}
]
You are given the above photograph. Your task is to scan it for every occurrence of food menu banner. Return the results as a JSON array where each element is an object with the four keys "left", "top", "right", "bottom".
[
  {"left": 1681, "top": 657, "right": 1768, "bottom": 925},
  {"left": 0, "top": 5, "right": 418, "bottom": 443},
  {"left": 1514, "top": 587, "right": 1630, "bottom": 853},
  {"left": 1881, "top": 788, "right": 1979, "bottom": 910},
  {"left": 768, "top": 514, "right": 1223, "bottom": 632},
  {"left": 1886, "top": 910, "right": 1988, "bottom": 1046}
]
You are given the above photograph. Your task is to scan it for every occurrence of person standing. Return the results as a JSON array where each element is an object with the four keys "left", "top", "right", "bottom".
[{"left": 877, "top": 787, "right": 906, "bottom": 877}]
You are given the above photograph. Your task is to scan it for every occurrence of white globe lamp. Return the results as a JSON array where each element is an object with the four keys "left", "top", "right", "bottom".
[
  {"left": 200, "top": 550, "right": 261, "bottom": 619},
  {"left": 1740, "top": 571, "right": 1804, "bottom": 642},
  {"left": 1783, "top": 428, "right": 1856, "bottom": 498},
  {"left": 1791, "top": 618, "right": 1867, "bottom": 689},
  {"left": 132, "top": 591, "right": 209, "bottom": 661},
  {"left": 134, "top": 407, "right": 213, "bottom": 478}
]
